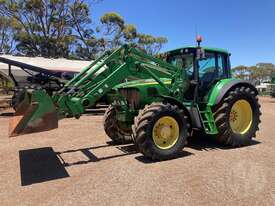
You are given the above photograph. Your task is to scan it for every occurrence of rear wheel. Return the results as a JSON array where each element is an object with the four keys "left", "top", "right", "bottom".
[
  {"left": 213, "top": 86, "right": 261, "bottom": 146},
  {"left": 103, "top": 105, "right": 132, "bottom": 144},
  {"left": 132, "top": 103, "right": 188, "bottom": 160}
]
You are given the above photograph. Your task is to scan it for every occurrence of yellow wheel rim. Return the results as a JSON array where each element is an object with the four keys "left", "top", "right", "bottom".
[
  {"left": 229, "top": 100, "right": 253, "bottom": 134},
  {"left": 152, "top": 116, "right": 179, "bottom": 149}
]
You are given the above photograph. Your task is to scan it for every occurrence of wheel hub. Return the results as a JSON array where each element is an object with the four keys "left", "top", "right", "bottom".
[
  {"left": 160, "top": 126, "right": 172, "bottom": 138},
  {"left": 229, "top": 99, "right": 253, "bottom": 134},
  {"left": 152, "top": 116, "right": 179, "bottom": 149}
]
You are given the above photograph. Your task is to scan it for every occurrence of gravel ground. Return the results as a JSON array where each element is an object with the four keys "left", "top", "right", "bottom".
[{"left": 0, "top": 97, "right": 274, "bottom": 206}]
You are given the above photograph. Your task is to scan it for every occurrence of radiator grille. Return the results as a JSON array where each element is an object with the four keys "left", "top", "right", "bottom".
[{"left": 119, "top": 88, "right": 140, "bottom": 109}]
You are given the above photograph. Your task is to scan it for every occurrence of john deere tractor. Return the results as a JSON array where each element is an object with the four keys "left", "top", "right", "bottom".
[{"left": 9, "top": 38, "right": 261, "bottom": 160}]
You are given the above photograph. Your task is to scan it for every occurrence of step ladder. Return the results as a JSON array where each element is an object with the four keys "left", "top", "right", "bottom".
[{"left": 198, "top": 105, "right": 218, "bottom": 135}]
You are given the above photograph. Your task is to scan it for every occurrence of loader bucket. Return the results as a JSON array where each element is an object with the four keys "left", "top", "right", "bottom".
[{"left": 9, "top": 90, "right": 58, "bottom": 137}]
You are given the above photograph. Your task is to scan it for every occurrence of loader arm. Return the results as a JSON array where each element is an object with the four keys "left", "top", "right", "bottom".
[
  {"left": 53, "top": 45, "right": 183, "bottom": 118},
  {"left": 9, "top": 45, "right": 185, "bottom": 136}
]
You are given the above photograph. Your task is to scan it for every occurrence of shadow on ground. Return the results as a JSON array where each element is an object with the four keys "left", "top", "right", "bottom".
[
  {"left": 19, "top": 143, "right": 137, "bottom": 186},
  {"left": 19, "top": 147, "right": 70, "bottom": 186},
  {"left": 186, "top": 134, "right": 260, "bottom": 151},
  {"left": 19, "top": 135, "right": 261, "bottom": 185},
  {"left": 135, "top": 150, "right": 193, "bottom": 164},
  {"left": 135, "top": 135, "right": 261, "bottom": 163},
  {"left": 56, "top": 143, "right": 138, "bottom": 167}
]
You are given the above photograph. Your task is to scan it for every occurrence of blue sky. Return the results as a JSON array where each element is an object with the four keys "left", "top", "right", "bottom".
[{"left": 91, "top": 0, "right": 275, "bottom": 67}]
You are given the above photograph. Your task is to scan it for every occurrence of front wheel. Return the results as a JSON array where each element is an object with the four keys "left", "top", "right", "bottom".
[
  {"left": 213, "top": 86, "right": 261, "bottom": 146},
  {"left": 103, "top": 106, "right": 133, "bottom": 144},
  {"left": 132, "top": 103, "right": 189, "bottom": 160}
]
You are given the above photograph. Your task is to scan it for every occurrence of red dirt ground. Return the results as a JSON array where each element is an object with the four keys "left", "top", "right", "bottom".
[{"left": 0, "top": 97, "right": 274, "bottom": 206}]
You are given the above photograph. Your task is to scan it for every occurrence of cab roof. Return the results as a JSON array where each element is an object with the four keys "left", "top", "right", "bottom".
[{"left": 166, "top": 46, "right": 230, "bottom": 55}]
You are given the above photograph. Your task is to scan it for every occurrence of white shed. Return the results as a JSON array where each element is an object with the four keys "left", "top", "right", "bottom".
[{"left": 0, "top": 55, "right": 92, "bottom": 87}]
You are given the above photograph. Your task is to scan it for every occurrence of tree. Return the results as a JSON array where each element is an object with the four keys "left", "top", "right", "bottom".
[
  {"left": 99, "top": 12, "right": 167, "bottom": 55},
  {"left": 137, "top": 34, "right": 167, "bottom": 55},
  {"left": 0, "top": 1, "right": 168, "bottom": 59},
  {"left": 0, "top": 16, "right": 15, "bottom": 54},
  {"left": 232, "top": 65, "right": 250, "bottom": 80},
  {"left": 0, "top": 0, "right": 92, "bottom": 58},
  {"left": 70, "top": 0, "right": 102, "bottom": 59},
  {"left": 232, "top": 64, "right": 275, "bottom": 85}
]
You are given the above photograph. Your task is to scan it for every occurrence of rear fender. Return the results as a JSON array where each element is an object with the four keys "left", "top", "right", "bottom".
[{"left": 207, "top": 79, "right": 258, "bottom": 106}]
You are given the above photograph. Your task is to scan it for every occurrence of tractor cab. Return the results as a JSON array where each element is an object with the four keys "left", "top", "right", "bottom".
[{"left": 165, "top": 40, "right": 231, "bottom": 100}]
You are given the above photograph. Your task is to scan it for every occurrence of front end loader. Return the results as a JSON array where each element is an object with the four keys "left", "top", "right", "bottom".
[
  {"left": 9, "top": 90, "right": 57, "bottom": 137},
  {"left": 9, "top": 39, "right": 261, "bottom": 160}
]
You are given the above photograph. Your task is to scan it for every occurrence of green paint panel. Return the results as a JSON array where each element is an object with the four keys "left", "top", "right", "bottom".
[{"left": 206, "top": 78, "right": 236, "bottom": 106}]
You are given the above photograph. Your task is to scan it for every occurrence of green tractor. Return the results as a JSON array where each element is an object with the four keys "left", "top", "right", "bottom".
[{"left": 9, "top": 38, "right": 261, "bottom": 160}]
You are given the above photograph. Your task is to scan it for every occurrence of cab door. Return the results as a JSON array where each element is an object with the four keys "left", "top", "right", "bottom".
[{"left": 197, "top": 52, "right": 228, "bottom": 96}]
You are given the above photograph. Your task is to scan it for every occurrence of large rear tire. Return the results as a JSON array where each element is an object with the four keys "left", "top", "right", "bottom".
[
  {"left": 103, "top": 105, "right": 132, "bottom": 144},
  {"left": 213, "top": 86, "right": 261, "bottom": 146},
  {"left": 132, "top": 103, "right": 188, "bottom": 160}
]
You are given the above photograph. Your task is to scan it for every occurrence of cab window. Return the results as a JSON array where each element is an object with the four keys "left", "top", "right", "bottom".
[
  {"left": 167, "top": 54, "right": 194, "bottom": 78},
  {"left": 198, "top": 52, "right": 227, "bottom": 82},
  {"left": 198, "top": 53, "right": 216, "bottom": 81},
  {"left": 217, "top": 53, "right": 226, "bottom": 78},
  {"left": 169, "top": 55, "right": 184, "bottom": 68}
]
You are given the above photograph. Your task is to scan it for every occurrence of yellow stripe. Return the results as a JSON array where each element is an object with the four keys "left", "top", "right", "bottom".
[{"left": 129, "top": 80, "right": 171, "bottom": 87}]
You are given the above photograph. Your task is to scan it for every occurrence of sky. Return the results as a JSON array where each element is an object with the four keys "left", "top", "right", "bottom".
[{"left": 91, "top": 0, "right": 275, "bottom": 67}]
